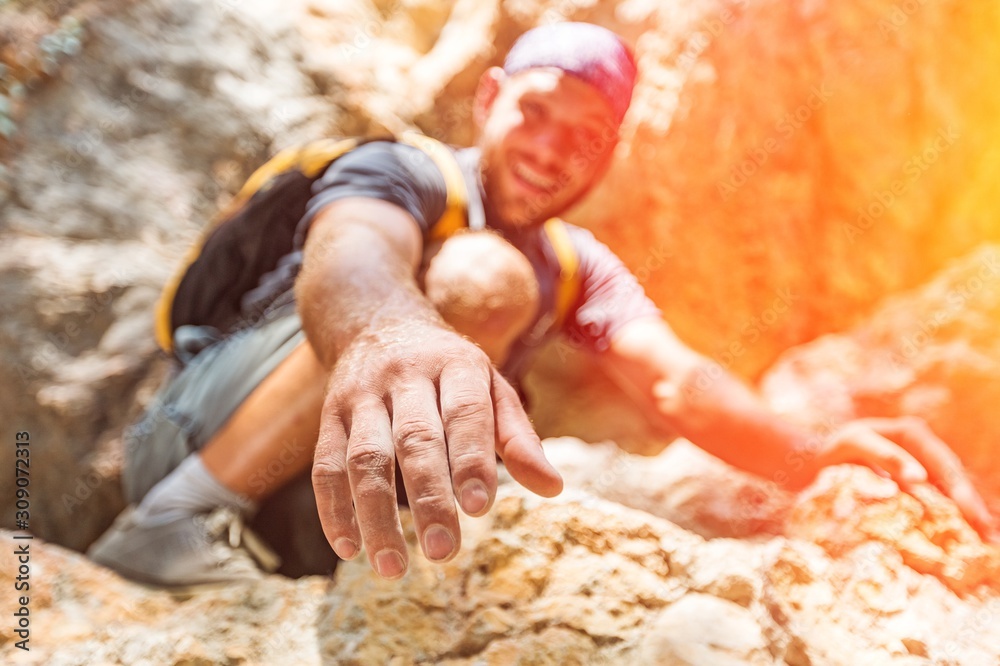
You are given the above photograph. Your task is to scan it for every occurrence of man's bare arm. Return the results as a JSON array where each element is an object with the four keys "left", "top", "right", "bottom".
[
  {"left": 599, "top": 316, "right": 996, "bottom": 538},
  {"left": 296, "top": 197, "right": 562, "bottom": 579}
]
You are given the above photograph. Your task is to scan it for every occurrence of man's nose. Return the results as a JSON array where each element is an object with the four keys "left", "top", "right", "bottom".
[{"left": 532, "top": 123, "right": 572, "bottom": 167}]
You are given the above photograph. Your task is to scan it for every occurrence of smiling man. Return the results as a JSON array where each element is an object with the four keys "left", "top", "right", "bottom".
[{"left": 88, "top": 22, "right": 996, "bottom": 587}]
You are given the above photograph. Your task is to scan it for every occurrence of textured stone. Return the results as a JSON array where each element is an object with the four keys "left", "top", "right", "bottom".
[
  {"left": 0, "top": 532, "right": 328, "bottom": 665},
  {"left": 762, "top": 244, "right": 1000, "bottom": 519},
  {"left": 638, "top": 593, "right": 771, "bottom": 665},
  {"left": 4, "top": 487, "right": 999, "bottom": 664},
  {"left": 787, "top": 465, "right": 1000, "bottom": 595},
  {"left": 545, "top": 437, "right": 792, "bottom": 539}
]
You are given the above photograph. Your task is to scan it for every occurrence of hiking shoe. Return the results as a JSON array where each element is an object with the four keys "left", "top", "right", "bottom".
[{"left": 87, "top": 506, "right": 281, "bottom": 588}]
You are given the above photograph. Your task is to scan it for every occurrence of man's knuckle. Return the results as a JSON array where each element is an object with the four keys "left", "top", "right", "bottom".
[
  {"left": 312, "top": 460, "right": 348, "bottom": 489},
  {"left": 399, "top": 460, "right": 450, "bottom": 496},
  {"left": 442, "top": 391, "right": 490, "bottom": 421},
  {"left": 901, "top": 415, "right": 932, "bottom": 437},
  {"left": 347, "top": 443, "right": 392, "bottom": 472},
  {"left": 450, "top": 447, "right": 492, "bottom": 472},
  {"left": 384, "top": 352, "right": 421, "bottom": 378},
  {"left": 395, "top": 419, "right": 442, "bottom": 450},
  {"left": 408, "top": 492, "right": 455, "bottom": 518}
]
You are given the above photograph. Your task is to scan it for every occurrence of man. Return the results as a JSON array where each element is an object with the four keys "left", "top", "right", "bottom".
[{"left": 89, "top": 23, "right": 996, "bottom": 587}]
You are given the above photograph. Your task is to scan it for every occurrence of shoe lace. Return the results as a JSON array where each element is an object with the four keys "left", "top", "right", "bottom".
[{"left": 199, "top": 507, "right": 281, "bottom": 573}]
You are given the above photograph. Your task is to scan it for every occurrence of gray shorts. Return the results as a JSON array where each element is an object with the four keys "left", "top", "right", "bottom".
[
  {"left": 123, "top": 307, "right": 305, "bottom": 505},
  {"left": 123, "top": 305, "right": 338, "bottom": 576}
]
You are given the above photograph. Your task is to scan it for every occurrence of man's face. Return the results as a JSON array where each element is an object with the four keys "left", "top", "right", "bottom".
[{"left": 475, "top": 67, "right": 622, "bottom": 229}]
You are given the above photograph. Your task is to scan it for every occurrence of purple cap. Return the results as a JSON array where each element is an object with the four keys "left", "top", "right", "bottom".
[{"left": 503, "top": 22, "right": 637, "bottom": 124}]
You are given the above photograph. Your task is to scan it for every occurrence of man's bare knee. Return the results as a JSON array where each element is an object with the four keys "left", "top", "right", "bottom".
[{"left": 423, "top": 231, "right": 539, "bottom": 362}]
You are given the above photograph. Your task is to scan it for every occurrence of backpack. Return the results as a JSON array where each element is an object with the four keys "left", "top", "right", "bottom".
[{"left": 154, "top": 132, "right": 581, "bottom": 356}]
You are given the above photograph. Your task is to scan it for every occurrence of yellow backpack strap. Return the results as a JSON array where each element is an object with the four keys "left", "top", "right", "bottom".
[
  {"left": 214, "top": 138, "right": 362, "bottom": 222},
  {"left": 397, "top": 131, "right": 469, "bottom": 240},
  {"left": 154, "top": 138, "right": 362, "bottom": 352},
  {"left": 542, "top": 218, "right": 581, "bottom": 332}
]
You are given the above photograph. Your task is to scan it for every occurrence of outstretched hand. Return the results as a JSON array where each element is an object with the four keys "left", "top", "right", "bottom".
[
  {"left": 817, "top": 417, "right": 997, "bottom": 542},
  {"left": 311, "top": 320, "right": 563, "bottom": 579}
]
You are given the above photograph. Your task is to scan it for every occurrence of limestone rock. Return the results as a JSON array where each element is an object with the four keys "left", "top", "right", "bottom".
[
  {"left": 762, "top": 244, "right": 1000, "bottom": 518},
  {"left": 5, "top": 486, "right": 1000, "bottom": 664},
  {"left": 0, "top": 531, "right": 328, "bottom": 665},
  {"left": 788, "top": 465, "right": 1000, "bottom": 596},
  {"left": 638, "top": 593, "right": 771, "bottom": 666},
  {"left": 544, "top": 436, "right": 792, "bottom": 539}
]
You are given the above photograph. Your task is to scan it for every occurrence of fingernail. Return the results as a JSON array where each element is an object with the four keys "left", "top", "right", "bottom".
[
  {"left": 460, "top": 480, "right": 490, "bottom": 515},
  {"left": 902, "top": 464, "right": 927, "bottom": 484},
  {"left": 423, "top": 524, "right": 456, "bottom": 562},
  {"left": 333, "top": 537, "right": 359, "bottom": 560},
  {"left": 374, "top": 549, "right": 405, "bottom": 578}
]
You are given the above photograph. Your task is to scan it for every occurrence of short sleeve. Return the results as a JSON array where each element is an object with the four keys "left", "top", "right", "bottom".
[
  {"left": 562, "top": 226, "right": 662, "bottom": 352},
  {"left": 294, "top": 140, "right": 449, "bottom": 248}
]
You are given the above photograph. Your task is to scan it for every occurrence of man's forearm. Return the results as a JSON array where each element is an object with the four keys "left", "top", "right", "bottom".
[
  {"left": 602, "top": 318, "right": 822, "bottom": 488},
  {"left": 653, "top": 361, "right": 820, "bottom": 489},
  {"left": 295, "top": 201, "right": 442, "bottom": 368}
]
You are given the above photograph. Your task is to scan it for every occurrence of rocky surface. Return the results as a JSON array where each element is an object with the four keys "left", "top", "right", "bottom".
[
  {"left": 762, "top": 245, "right": 1000, "bottom": 519},
  {"left": 1, "top": 0, "right": 999, "bottom": 662},
  {"left": 3, "top": 481, "right": 999, "bottom": 664},
  {"left": 546, "top": 436, "right": 794, "bottom": 539}
]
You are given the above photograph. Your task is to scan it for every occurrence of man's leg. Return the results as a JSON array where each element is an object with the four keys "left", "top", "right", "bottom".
[
  {"left": 199, "top": 341, "right": 324, "bottom": 500},
  {"left": 90, "top": 231, "right": 540, "bottom": 585},
  {"left": 422, "top": 230, "right": 540, "bottom": 367}
]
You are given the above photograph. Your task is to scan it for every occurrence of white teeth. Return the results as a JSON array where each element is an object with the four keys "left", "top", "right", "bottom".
[{"left": 513, "top": 162, "right": 556, "bottom": 191}]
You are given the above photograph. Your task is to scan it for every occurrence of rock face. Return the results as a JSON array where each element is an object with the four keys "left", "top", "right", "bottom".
[
  {"left": 3, "top": 484, "right": 999, "bottom": 664},
  {"left": 788, "top": 465, "right": 1000, "bottom": 597},
  {"left": 0, "top": 0, "right": 346, "bottom": 549},
  {"left": 762, "top": 245, "right": 1000, "bottom": 518},
  {"left": 546, "top": 437, "right": 793, "bottom": 539}
]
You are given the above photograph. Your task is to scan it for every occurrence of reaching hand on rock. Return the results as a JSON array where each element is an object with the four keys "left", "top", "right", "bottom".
[
  {"left": 817, "top": 417, "right": 997, "bottom": 542},
  {"left": 311, "top": 320, "right": 563, "bottom": 579}
]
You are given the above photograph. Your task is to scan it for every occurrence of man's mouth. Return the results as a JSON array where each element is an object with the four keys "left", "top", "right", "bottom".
[{"left": 512, "top": 161, "right": 559, "bottom": 194}]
